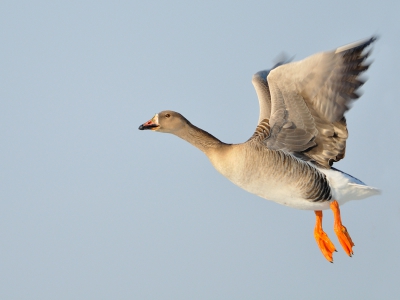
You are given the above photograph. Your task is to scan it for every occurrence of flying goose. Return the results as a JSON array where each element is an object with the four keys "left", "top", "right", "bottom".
[{"left": 139, "top": 37, "right": 380, "bottom": 262}]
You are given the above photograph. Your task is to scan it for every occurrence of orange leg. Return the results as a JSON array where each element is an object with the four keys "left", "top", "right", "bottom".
[
  {"left": 330, "top": 200, "right": 354, "bottom": 257},
  {"left": 314, "top": 210, "right": 337, "bottom": 262}
]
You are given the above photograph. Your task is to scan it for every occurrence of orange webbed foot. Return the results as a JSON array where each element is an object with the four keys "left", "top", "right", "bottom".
[
  {"left": 330, "top": 200, "right": 354, "bottom": 257},
  {"left": 314, "top": 211, "right": 337, "bottom": 262}
]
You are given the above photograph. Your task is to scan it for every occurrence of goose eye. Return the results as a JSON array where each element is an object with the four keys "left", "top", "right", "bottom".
[{"left": 165, "top": 113, "right": 170, "bottom": 118}]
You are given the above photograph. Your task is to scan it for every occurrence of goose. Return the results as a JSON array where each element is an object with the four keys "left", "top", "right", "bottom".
[{"left": 139, "top": 37, "right": 380, "bottom": 262}]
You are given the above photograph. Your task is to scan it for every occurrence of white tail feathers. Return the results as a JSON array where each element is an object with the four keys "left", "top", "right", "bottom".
[
  {"left": 349, "top": 183, "right": 382, "bottom": 199},
  {"left": 318, "top": 167, "right": 381, "bottom": 205},
  {"left": 347, "top": 183, "right": 381, "bottom": 200}
]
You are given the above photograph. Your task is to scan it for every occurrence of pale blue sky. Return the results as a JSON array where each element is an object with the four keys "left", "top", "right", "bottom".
[{"left": 1, "top": 1, "right": 399, "bottom": 299}]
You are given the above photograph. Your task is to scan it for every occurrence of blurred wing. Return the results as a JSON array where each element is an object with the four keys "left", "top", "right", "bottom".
[
  {"left": 264, "top": 37, "right": 376, "bottom": 167},
  {"left": 252, "top": 59, "right": 290, "bottom": 124},
  {"left": 252, "top": 70, "right": 272, "bottom": 124}
]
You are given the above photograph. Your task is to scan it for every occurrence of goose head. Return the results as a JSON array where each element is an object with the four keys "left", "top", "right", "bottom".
[{"left": 138, "top": 110, "right": 188, "bottom": 133}]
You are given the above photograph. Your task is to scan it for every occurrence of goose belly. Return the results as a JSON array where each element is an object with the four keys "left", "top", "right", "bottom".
[
  {"left": 233, "top": 173, "right": 331, "bottom": 210},
  {"left": 209, "top": 147, "right": 331, "bottom": 210}
]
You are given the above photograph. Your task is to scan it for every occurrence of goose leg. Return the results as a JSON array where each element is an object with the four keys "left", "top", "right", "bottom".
[
  {"left": 314, "top": 210, "right": 337, "bottom": 262},
  {"left": 330, "top": 200, "right": 354, "bottom": 257}
]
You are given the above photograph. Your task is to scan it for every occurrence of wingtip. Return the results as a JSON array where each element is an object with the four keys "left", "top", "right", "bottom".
[
  {"left": 335, "top": 36, "right": 378, "bottom": 54},
  {"left": 252, "top": 70, "right": 270, "bottom": 81}
]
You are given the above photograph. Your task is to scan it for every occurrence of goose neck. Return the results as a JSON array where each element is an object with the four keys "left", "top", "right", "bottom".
[{"left": 175, "top": 122, "right": 225, "bottom": 154}]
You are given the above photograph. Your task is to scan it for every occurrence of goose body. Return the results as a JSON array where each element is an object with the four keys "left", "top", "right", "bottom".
[
  {"left": 208, "top": 143, "right": 330, "bottom": 210},
  {"left": 208, "top": 143, "right": 379, "bottom": 211},
  {"left": 139, "top": 37, "right": 380, "bottom": 262}
]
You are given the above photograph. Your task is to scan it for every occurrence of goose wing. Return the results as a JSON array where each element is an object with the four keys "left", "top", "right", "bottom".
[
  {"left": 252, "top": 60, "right": 288, "bottom": 124},
  {"left": 252, "top": 37, "right": 376, "bottom": 168}
]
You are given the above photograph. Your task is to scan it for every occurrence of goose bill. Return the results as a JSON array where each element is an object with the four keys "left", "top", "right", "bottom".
[{"left": 138, "top": 116, "right": 159, "bottom": 130}]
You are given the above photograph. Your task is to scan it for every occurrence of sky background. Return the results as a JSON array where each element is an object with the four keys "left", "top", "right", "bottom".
[{"left": 1, "top": 1, "right": 399, "bottom": 299}]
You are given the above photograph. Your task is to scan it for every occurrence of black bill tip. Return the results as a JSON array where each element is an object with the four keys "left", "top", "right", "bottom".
[{"left": 138, "top": 124, "right": 159, "bottom": 130}]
